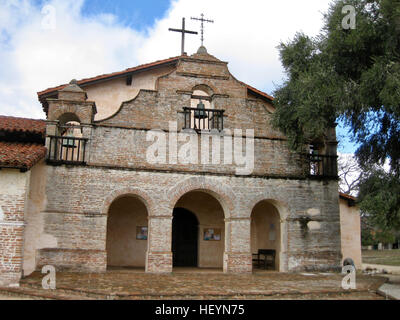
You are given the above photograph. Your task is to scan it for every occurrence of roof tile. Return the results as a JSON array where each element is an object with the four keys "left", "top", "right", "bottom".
[
  {"left": 0, "top": 115, "right": 46, "bottom": 135},
  {"left": 0, "top": 141, "right": 46, "bottom": 170},
  {"left": 37, "top": 55, "right": 184, "bottom": 97},
  {"left": 37, "top": 55, "right": 274, "bottom": 105}
]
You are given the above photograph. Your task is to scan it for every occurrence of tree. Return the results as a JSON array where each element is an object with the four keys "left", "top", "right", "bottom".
[
  {"left": 358, "top": 168, "right": 400, "bottom": 231},
  {"left": 338, "top": 153, "right": 363, "bottom": 195},
  {"left": 361, "top": 213, "right": 397, "bottom": 247},
  {"left": 272, "top": 0, "right": 400, "bottom": 175}
]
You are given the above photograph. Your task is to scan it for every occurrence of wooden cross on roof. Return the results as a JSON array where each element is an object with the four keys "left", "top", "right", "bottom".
[
  {"left": 191, "top": 13, "right": 214, "bottom": 47},
  {"left": 169, "top": 18, "right": 198, "bottom": 55}
]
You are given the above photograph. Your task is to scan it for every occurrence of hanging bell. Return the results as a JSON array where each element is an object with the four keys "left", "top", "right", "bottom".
[
  {"left": 62, "top": 129, "right": 76, "bottom": 147},
  {"left": 194, "top": 100, "right": 207, "bottom": 119}
]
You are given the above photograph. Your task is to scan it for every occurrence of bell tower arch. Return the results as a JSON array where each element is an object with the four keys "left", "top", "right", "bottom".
[{"left": 44, "top": 80, "right": 97, "bottom": 164}]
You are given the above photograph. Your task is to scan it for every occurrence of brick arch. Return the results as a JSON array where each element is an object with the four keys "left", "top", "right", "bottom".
[
  {"left": 49, "top": 106, "right": 92, "bottom": 124},
  {"left": 248, "top": 194, "right": 290, "bottom": 272},
  {"left": 246, "top": 192, "right": 291, "bottom": 221},
  {"left": 179, "top": 81, "right": 221, "bottom": 96},
  {"left": 101, "top": 187, "right": 156, "bottom": 216},
  {"left": 191, "top": 84, "right": 214, "bottom": 96},
  {"left": 167, "top": 177, "right": 235, "bottom": 218}
]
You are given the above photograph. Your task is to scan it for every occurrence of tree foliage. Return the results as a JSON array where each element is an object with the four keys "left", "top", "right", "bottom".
[
  {"left": 358, "top": 168, "right": 400, "bottom": 230},
  {"left": 272, "top": 0, "right": 400, "bottom": 174}
]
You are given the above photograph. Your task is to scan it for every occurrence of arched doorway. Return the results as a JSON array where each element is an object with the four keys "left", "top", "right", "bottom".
[
  {"left": 172, "top": 208, "right": 198, "bottom": 267},
  {"left": 106, "top": 195, "right": 148, "bottom": 269},
  {"left": 251, "top": 200, "right": 281, "bottom": 271},
  {"left": 172, "top": 191, "right": 225, "bottom": 269}
]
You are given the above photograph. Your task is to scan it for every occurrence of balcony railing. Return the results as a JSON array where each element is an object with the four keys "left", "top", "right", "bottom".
[
  {"left": 183, "top": 107, "right": 224, "bottom": 131},
  {"left": 306, "top": 153, "right": 338, "bottom": 178},
  {"left": 46, "top": 135, "right": 88, "bottom": 165}
]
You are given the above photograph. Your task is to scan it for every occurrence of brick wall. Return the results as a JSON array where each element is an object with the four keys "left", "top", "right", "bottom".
[
  {"left": 0, "top": 169, "right": 29, "bottom": 286},
  {"left": 88, "top": 126, "right": 304, "bottom": 177},
  {"left": 35, "top": 51, "right": 341, "bottom": 274},
  {"left": 38, "top": 165, "right": 341, "bottom": 273}
]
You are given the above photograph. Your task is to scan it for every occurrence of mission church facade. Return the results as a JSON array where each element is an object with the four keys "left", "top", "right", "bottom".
[{"left": 0, "top": 44, "right": 348, "bottom": 286}]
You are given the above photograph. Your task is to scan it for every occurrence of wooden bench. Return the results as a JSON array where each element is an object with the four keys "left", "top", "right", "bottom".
[{"left": 252, "top": 249, "right": 276, "bottom": 269}]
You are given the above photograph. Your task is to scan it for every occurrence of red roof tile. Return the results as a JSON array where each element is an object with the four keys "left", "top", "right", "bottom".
[
  {"left": 339, "top": 192, "right": 356, "bottom": 201},
  {"left": 243, "top": 82, "right": 274, "bottom": 101},
  {"left": 340, "top": 192, "right": 357, "bottom": 207},
  {"left": 0, "top": 142, "right": 46, "bottom": 170},
  {"left": 0, "top": 115, "right": 46, "bottom": 135},
  {"left": 37, "top": 55, "right": 274, "bottom": 105},
  {"left": 37, "top": 55, "right": 184, "bottom": 97}
]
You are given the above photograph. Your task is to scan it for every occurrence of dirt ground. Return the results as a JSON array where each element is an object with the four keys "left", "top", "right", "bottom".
[{"left": 0, "top": 269, "right": 387, "bottom": 300}]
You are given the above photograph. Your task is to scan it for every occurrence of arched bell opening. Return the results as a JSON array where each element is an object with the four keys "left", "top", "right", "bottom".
[
  {"left": 190, "top": 89, "right": 212, "bottom": 130},
  {"left": 49, "top": 112, "right": 85, "bottom": 163}
]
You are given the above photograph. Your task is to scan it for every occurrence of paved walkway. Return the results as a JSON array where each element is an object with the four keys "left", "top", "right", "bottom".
[
  {"left": 361, "top": 264, "right": 400, "bottom": 300},
  {"left": 378, "top": 283, "right": 400, "bottom": 300},
  {"left": 0, "top": 269, "right": 387, "bottom": 300}
]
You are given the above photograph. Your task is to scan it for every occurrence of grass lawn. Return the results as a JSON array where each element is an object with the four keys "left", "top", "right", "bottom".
[{"left": 362, "top": 249, "right": 400, "bottom": 266}]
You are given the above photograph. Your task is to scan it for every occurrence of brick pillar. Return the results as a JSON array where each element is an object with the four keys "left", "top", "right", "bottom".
[
  {"left": 0, "top": 221, "right": 25, "bottom": 287},
  {"left": 146, "top": 216, "right": 173, "bottom": 273},
  {"left": 223, "top": 217, "right": 252, "bottom": 273}
]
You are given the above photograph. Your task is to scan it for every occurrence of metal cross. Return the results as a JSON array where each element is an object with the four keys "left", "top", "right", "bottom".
[
  {"left": 191, "top": 13, "right": 214, "bottom": 46},
  {"left": 169, "top": 17, "right": 198, "bottom": 55}
]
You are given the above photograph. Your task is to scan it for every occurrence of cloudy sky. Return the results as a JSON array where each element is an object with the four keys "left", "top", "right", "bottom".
[{"left": 0, "top": 0, "right": 358, "bottom": 152}]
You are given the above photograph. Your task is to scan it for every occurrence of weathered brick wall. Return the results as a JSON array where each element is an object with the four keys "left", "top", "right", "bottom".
[
  {"left": 33, "top": 51, "right": 341, "bottom": 275},
  {"left": 285, "top": 181, "right": 342, "bottom": 272},
  {"left": 0, "top": 225, "right": 24, "bottom": 285},
  {"left": 99, "top": 69, "right": 281, "bottom": 139},
  {"left": 175, "top": 56, "right": 231, "bottom": 79},
  {"left": 47, "top": 99, "right": 96, "bottom": 124},
  {"left": 87, "top": 54, "right": 303, "bottom": 178},
  {"left": 38, "top": 165, "right": 341, "bottom": 273},
  {"left": 36, "top": 248, "right": 106, "bottom": 272},
  {"left": 0, "top": 169, "right": 29, "bottom": 286},
  {"left": 88, "top": 126, "right": 304, "bottom": 177}
]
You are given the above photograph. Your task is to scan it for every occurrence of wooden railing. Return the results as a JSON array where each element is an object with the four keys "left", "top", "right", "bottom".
[
  {"left": 306, "top": 153, "right": 338, "bottom": 178},
  {"left": 46, "top": 135, "right": 88, "bottom": 165},
  {"left": 183, "top": 107, "right": 224, "bottom": 131}
]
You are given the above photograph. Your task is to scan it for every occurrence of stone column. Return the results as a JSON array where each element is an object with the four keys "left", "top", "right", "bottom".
[
  {"left": 223, "top": 217, "right": 252, "bottom": 273},
  {"left": 145, "top": 215, "right": 173, "bottom": 273}
]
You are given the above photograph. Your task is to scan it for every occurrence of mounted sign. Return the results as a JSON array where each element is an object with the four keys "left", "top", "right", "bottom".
[{"left": 203, "top": 228, "right": 221, "bottom": 241}]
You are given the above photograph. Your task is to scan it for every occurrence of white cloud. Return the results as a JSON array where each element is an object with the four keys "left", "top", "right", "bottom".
[
  {"left": 137, "top": 0, "right": 331, "bottom": 92},
  {"left": 0, "top": 0, "right": 331, "bottom": 119},
  {"left": 0, "top": 0, "right": 146, "bottom": 119}
]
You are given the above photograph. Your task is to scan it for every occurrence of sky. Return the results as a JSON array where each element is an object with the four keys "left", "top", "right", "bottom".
[{"left": 0, "top": 0, "right": 358, "bottom": 153}]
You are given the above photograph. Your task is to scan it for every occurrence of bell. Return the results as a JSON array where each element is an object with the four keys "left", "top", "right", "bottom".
[
  {"left": 62, "top": 129, "right": 76, "bottom": 147},
  {"left": 194, "top": 100, "right": 207, "bottom": 119}
]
